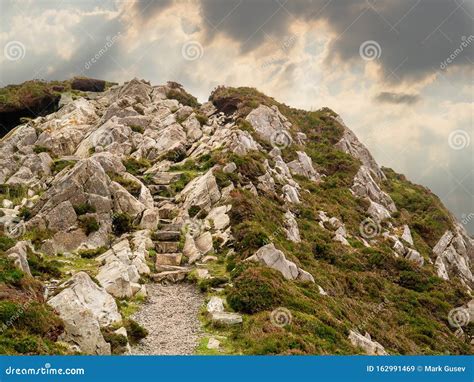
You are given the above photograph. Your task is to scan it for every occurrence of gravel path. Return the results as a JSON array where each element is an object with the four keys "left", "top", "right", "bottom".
[{"left": 131, "top": 283, "right": 204, "bottom": 355}]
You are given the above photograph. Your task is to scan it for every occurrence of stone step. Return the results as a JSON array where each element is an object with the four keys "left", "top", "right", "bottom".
[
  {"left": 148, "top": 185, "right": 171, "bottom": 195},
  {"left": 151, "top": 269, "right": 190, "bottom": 283},
  {"left": 155, "top": 252, "right": 182, "bottom": 267},
  {"left": 153, "top": 230, "right": 181, "bottom": 241},
  {"left": 155, "top": 264, "right": 188, "bottom": 272},
  {"left": 153, "top": 195, "right": 175, "bottom": 202},
  {"left": 155, "top": 241, "right": 180, "bottom": 254},
  {"left": 147, "top": 172, "right": 182, "bottom": 185},
  {"left": 160, "top": 223, "right": 183, "bottom": 231}
]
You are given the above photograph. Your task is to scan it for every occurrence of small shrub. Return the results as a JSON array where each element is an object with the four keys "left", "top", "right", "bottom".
[
  {"left": 112, "top": 213, "right": 133, "bottom": 235},
  {"left": 33, "top": 146, "right": 49, "bottom": 154},
  {"left": 51, "top": 160, "right": 75, "bottom": 174},
  {"left": 129, "top": 124, "right": 144, "bottom": 134},
  {"left": 195, "top": 113, "right": 208, "bottom": 125},
  {"left": 166, "top": 88, "right": 199, "bottom": 108},
  {"left": 123, "top": 157, "right": 150, "bottom": 175},
  {"left": 78, "top": 247, "right": 107, "bottom": 259},
  {"left": 101, "top": 329, "right": 128, "bottom": 354},
  {"left": 0, "top": 256, "right": 24, "bottom": 285},
  {"left": 79, "top": 216, "right": 100, "bottom": 235},
  {"left": 124, "top": 319, "right": 148, "bottom": 344},
  {"left": 18, "top": 207, "right": 32, "bottom": 221},
  {"left": 73, "top": 203, "right": 96, "bottom": 216},
  {"left": 110, "top": 174, "right": 141, "bottom": 198},
  {"left": 188, "top": 205, "right": 200, "bottom": 218},
  {"left": 198, "top": 276, "right": 228, "bottom": 292},
  {"left": 0, "top": 236, "right": 16, "bottom": 252},
  {"left": 28, "top": 252, "right": 62, "bottom": 279}
]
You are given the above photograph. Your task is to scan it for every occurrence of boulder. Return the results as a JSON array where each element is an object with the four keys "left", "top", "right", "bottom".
[
  {"left": 401, "top": 225, "right": 414, "bottom": 246},
  {"left": 207, "top": 296, "right": 225, "bottom": 313},
  {"left": 177, "top": 170, "right": 221, "bottom": 212},
  {"left": 206, "top": 205, "right": 231, "bottom": 231},
  {"left": 282, "top": 184, "right": 300, "bottom": 204},
  {"left": 287, "top": 151, "right": 321, "bottom": 182},
  {"left": 247, "top": 243, "right": 314, "bottom": 283},
  {"left": 211, "top": 312, "right": 242, "bottom": 326},
  {"left": 5, "top": 241, "right": 32, "bottom": 275},
  {"left": 96, "top": 260, "right": 140, "bottom": 298},
  {"left": 284, "top": 210, "right": 301, "bottom": 242},
  {"left": 352, "top": 166, "right": 396, "bottom": 214},
  {"left": 245, "top": 105, "right": 291, "bottom": 144},
  {"left": 48, "top": 272, "right": 121, "bottom": 354},
  {"left": 348, "top": 330, "right": 387, "bottom": 355}
]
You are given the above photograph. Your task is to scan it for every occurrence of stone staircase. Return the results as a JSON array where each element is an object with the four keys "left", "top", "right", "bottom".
[{"left": 151, "top": 219, "right": 191, "bottom": 284}]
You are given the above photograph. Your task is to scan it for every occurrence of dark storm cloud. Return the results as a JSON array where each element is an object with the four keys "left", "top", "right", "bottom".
[
  {"left": 49, "top": 15, "right": 125, "bottom": 82},
  {"left": 133, "top": 0, "right": 172, "bottom": 20},
  {"left": 199, "top": 0, "right": 474, "bottom": 82},
  {"left": 374, "top": 91, "right": 420, "bottom": 105}
]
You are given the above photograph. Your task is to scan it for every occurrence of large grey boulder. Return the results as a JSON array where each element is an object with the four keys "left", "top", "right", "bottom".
[
  {"left": 287, "top": 151, "right": 322, "bottom": 182},
  {"left": 245, "top": 105, "right": 291, "bottom": 144},
  {"left": 348, "top": 330, "right": 388, "bottom": 355},
  {"left": 96, "top": 239, "right": 144, "bottom": 298},
  {"left": 177, "top": 170, "right": 221, "bottom": 212},
  {"left": 247, "top": 243, "right": 314, "bottom": 283},
  {"left": 284, "top": 210, "right": 301, "bottom": 242},
  {"left": 352, "top": 166, "right": 396, "bottom": 214},
  {"left": 433, "top": 228, "right": 473, "bottom": 285},
  {"left": 5, "top": 241, "right": 32, "bottom": 275},
  {"left": 48, "top": 272, "right": 121, "bottom": 354}
]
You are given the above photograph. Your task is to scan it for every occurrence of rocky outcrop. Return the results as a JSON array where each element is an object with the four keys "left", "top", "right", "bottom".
[
  {"left": 433, "top": 227, "right": 473, "bottom": 286},
  {"left": 246, "top": 105, "right": 292, "bottom": 144},
  {"left": 352, "top": 166, "right": 396, "bottom": 219},
  {"left": 287, "top": 151, "right": 322, "bottom": 182},
  {"left": 335, "top": 116, "right": 385, "bottom": 181},
  {"left": 5, "top": 241, "right": 32, "bottom": 275},
  {"left": 96, "top": 239, "right": 148, "bottom": 298},
  {"left": 48, "top": 272, "right": 121, "bottom": 354},
  {"left": 247, "top": 243, "right": 314, "bottom": 283},
  {"left": 348, "top": 330, "right": 388, "bottom": 355},
  {"left": 176, "top": 170, "right": 221, "bottom": 212}
]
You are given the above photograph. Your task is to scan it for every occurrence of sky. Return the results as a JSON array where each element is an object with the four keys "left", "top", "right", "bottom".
[{"left": 1, "top": 0, "right": 473, "bottom": 234}]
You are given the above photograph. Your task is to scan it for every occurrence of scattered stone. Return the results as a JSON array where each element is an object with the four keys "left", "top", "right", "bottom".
[
  {"left": 207, "top": 337, "right": 220, "bottom": 350},
  {"left": 207, "top": 296, "right": 224, "bottom": 313},
  {"left": 348, "top": 330, "right": 388, "bottom": 355},
  {"left": 211, "top": 312, "right": 243, "bottom": 326}
]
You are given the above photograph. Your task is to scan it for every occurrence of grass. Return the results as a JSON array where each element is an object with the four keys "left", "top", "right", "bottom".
[{"left": 51, "top": 159, "right": 76, "bottom": 175}]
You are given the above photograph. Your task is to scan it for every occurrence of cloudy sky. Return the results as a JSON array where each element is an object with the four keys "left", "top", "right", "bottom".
[{"left": 1, "top": 0, "right": 473, "bottom": 233}]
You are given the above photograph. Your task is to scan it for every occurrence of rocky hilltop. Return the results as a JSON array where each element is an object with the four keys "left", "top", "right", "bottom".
[{"left": 0, "top": 78, "right": 472, "bottom": 355}]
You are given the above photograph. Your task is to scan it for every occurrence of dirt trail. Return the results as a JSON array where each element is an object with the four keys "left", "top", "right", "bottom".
[{"left": 131, "top": 283, "right": 204, "bottom": 355}]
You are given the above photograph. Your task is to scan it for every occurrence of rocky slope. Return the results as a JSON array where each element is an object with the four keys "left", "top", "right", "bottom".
[{"left": 0, "top": 78, "right": 472, "bottom": 355}]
